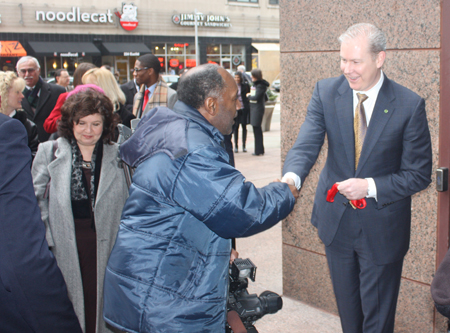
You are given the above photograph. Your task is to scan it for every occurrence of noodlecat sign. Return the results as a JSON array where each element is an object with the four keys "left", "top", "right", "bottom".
[{"left": 36, "top": 7, "right": 114, "bottom": 24}]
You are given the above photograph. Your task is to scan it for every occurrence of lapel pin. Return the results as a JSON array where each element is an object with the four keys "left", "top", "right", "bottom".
[{"left": 384, "top": 109, "right": 388, "bottom": 113}]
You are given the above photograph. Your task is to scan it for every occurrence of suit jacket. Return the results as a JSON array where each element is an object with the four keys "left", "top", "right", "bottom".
[
  {"left": 133, "top": 82, "right": 178, "bottom": 117},
  {"left": 31, "top": 138, "right": 129, "bottom": 333},
  {"left": 120, "top": 80, "right": 137, "bottom": 112},
  {"left": 22, "top": 79, "right": 65, "bottom": 142},
  {"left": 0, "top": 114, "right": 81, "bottom": 332},
  {"left": 283, "top": 74, "right": 432, "bottom": 265}
]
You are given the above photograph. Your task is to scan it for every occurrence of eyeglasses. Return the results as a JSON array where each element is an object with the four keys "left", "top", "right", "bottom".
[
  {"left": 19, "top": 68, "right": 36, "bottom": 75},
  {"left": 131, "top": 67, "right": 149, "bottom": 73}
]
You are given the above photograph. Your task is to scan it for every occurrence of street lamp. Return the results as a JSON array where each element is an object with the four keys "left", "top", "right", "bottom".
[{"left": 194, "top": 9, "right": 202, "bottom": 67}]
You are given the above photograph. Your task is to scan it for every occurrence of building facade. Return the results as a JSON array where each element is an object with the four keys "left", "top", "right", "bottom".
[{"left": 0, "top": 0, "right": 279, "bottom": 84}]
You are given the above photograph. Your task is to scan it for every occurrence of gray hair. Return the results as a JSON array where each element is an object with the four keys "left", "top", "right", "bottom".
[
  {"left": 16, "top": 56, "right": 41, "bottom": 70},
  {"left": 339, "top": 23, "right": 386, "bottom": 57},
  {"left": 237, "top": 65, "right": 246, "bottom": 73},
  {"left": 177, "top": 64, "right": 225, "bottom": 110}
]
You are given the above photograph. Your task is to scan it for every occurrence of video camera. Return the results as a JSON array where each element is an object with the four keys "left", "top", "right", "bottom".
[{"left": 226, "top": 258, "right": 283, "bottom": 333}]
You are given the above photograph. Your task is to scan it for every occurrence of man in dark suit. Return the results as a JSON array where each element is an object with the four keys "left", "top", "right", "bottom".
[
  {"left": 282, "top": 23, "right": 432, "bottom": 333},
  {"left": 0, "top": 113, "right": 82, "bottom": 332},
  {"left": 120, "top": 77, "right": 138, "bottom": 112},
  {"left": 17, "top": 56, "right": 65, "bottom": 142}
]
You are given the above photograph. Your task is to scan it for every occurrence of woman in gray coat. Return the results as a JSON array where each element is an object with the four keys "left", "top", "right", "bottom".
[{"left": 32, "top": 86, "right": 128, "bottom": 333}]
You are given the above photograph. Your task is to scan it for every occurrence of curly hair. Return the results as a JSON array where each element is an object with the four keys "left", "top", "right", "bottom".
[
  {"left": 58, "top": 87, "right": 114, "bottom": 144},
  {"left": 0, "top": 71, "right": 25, "bottom": 115}
]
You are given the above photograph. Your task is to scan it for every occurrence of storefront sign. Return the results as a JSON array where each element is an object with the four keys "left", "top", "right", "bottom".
[
  {"left": 232, "top": 55, "right": 241, "bottom": 66},
  {"left": 115, "top": 3, "right": 139, "bottom": 31},
  {"left": 61, "top": 52, "right": 78, "bottom": 57},
  {"left": 169, "top": 59, "right": 179, "bottom": 67},
  {"left": 124, "top": 52, "right": 140, "bottom": 56},
  {"left": 172, "top": 13, "right": 231, "bottom": 28},
  {"left": 36, "top": 7, "right": 114, "bottom": 23}
]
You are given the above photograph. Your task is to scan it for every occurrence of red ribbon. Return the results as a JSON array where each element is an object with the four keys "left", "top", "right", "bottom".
[{"left": 326, "top": 183, "right": 366, "bottom": 209}]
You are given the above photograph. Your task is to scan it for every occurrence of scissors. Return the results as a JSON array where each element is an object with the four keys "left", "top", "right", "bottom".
[{"left": 326, "top": 183, "right": 366, "bottom": 209}]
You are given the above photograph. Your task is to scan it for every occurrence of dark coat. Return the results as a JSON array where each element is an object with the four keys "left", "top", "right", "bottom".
[
  {"left": 248, "top": 79, "right": 269, "bottom": 127},
  {"left": 0, "top": 114, "right": 81, "bottom": 332},
  {"left": 21, "top": 79, "right": 65, "bottom": 142},
  {"left": 237, "top": 81, "right": 251, "bottom": 125},
  {"left": 103, "top": 101, "right": 295, "bottom": 333},
  {"left": 12, "top": 110, "right": 39, "bottom": 158},
  {"left": 432, "top": 248, "right": 450, "bottom": 318},
  {"left": 115, "top": 103, "right": 135, "bottom": 128},
  {"left": 120, "top": 80, "right": 137, "bottom": 112},
  {"left": 283, "top": 74, "right": 432, "bottom": 265}
]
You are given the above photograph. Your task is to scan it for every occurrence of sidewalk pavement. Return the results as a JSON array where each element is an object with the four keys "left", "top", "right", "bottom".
[{"left": 234, "top": 101, "right": 343, "bottom": 333}]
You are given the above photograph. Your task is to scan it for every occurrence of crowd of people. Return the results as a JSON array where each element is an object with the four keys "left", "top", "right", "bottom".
[
  {"left": 0, "top": 21, "right": 444, "bottom": 333},
  {"left": 0, "top": 51, "right": 288, "bottom": 333}
]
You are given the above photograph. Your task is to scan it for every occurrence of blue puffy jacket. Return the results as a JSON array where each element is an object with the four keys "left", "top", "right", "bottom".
[{"left": 103, "top": 101, "right": 295, "bottom": 332}]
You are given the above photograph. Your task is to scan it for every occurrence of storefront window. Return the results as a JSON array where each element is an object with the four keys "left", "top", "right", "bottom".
[
  {"left": 1, "top": 58, "right": 16, "bottom": 72},
  {"left": 153, "top": 44, "right": 166, "bottom": 55},
  {"left": 152, "top": 42, "right": 196, "bottom": 74},
  {"left": 206, "top": 45, "right": 220, "bottom": 55},
  {"left": 115, "top": 55, "right": 139, "bottom": 85},
  {"left": 44, "top": 56, "right": 93, "bottom": 79},
  {"left": 221, "top": 44, "right": 230, "bottom": 54},
  {"left": 207, "top": 43, "right": 246, "bottom": 72}
]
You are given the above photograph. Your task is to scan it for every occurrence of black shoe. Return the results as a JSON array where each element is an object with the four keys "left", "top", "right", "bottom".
[
  {"left": 234, "top": 148, "right": 238, "bottom": 153},
  {"left": 252, "top": 153, "right": 264, "bottom": 156},
  {"left": 243, "top": 148, "right": 247, "bottom": 152}
]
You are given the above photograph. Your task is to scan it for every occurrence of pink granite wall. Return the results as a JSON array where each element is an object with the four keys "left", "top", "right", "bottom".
[{"left": 280, "top": 0, "right": 443, "bottom": 331}]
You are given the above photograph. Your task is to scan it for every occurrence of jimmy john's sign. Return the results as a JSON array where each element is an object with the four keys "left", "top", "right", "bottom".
[{"left": 172, "top": 13, "right": 232, "bottom": 28}]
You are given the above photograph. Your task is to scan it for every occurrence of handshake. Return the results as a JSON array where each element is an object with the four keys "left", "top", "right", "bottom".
[{"left": 274, "top": 177, "right": 299, "bottom": 200}]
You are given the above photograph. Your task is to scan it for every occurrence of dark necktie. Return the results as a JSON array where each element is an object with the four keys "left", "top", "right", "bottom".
[{"left": 354, "top": 93, "right": 369, "bottom": 169}]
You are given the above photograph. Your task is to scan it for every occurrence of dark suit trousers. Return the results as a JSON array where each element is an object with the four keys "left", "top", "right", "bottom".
[
  {"left": 252, "top": 126, "right": 264, "bottom": 155},
  {"left": 233, "top": 109, "right": 247, "bottom": 149},
  {"left": 325, "top": 206, "right": 403, "bottom": 333}
]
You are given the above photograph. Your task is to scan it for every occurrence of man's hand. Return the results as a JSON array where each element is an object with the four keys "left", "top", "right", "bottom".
[
  {"left": 274, "top": 178, "right": 299, "bottom": 200},
  {"left": 230, "top": 248, "right": 239, "bottom": 264},
  {"left": 337, "top": 178, "right": 368, "bottom": 200}
]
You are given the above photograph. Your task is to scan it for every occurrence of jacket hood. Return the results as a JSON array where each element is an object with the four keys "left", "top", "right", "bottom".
[
  {"left": 254, "top": 79, "right": 270, "bottom": 87},
  {"left": 120, "top": 101, "right": 223, "bottom": 168}
]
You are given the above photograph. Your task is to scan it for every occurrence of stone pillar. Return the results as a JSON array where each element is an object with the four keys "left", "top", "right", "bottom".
[{"left": 280, "top": 1, "right": 444, "bottom": 331}]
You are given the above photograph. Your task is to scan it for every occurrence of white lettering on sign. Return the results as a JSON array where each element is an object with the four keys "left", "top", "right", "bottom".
[
  {"left": 35, "top": 7, "right": 114, "bottom": 24},
  {"left": 172, "top": 13, "right": 232, "bottom": 28},
  {"left": 61, "top": 52, "right": 78, "bottom": 57}
]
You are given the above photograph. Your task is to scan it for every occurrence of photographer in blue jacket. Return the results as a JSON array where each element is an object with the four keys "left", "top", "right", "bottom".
[{"left": 103, "top": 64, "right": 298, "bottom": 333}]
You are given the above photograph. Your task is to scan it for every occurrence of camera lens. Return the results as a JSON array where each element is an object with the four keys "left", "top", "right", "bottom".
[{"left": 259, "top": 291, "right": 283, "bottom": 314}]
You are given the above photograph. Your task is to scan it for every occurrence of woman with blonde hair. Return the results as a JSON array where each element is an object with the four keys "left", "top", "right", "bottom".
[
  {"left": 0, "top": 71, "right": 38, "bottom": 157},
  {"left": 82, "top": 68, "right": 135, "bottom": 129}
]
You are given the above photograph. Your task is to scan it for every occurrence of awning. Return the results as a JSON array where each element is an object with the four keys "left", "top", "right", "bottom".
[
  {"left": 101, "top": 42, "right": 151, "bottom": 56},
  {"left": 0, "top": 41, "right": 27, "bottom": 57},
  {"left": 28, "top": 42, "right": 101, "bottom": 57}
]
